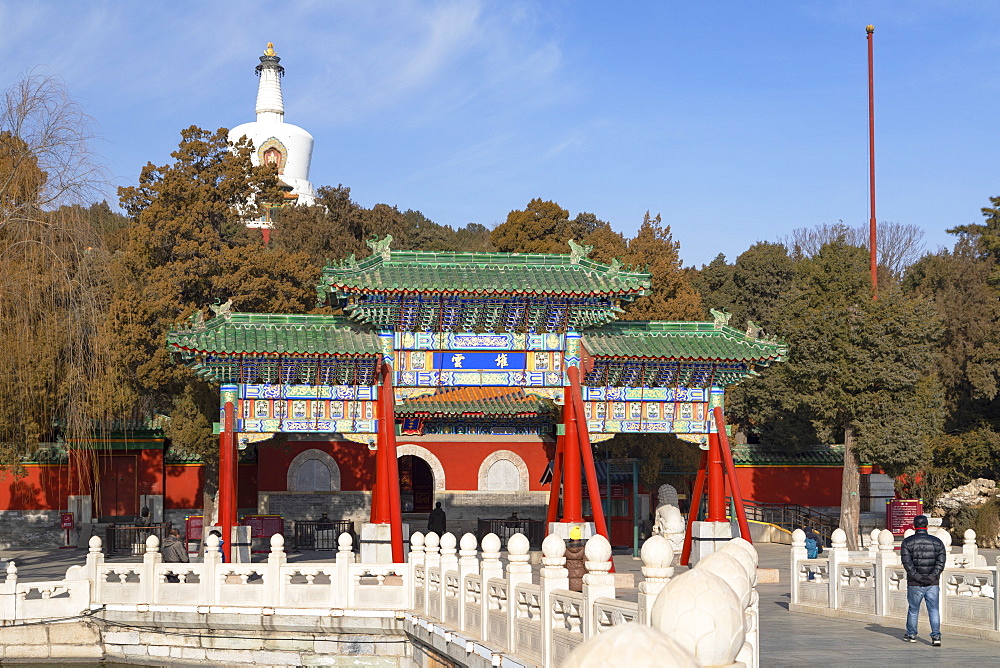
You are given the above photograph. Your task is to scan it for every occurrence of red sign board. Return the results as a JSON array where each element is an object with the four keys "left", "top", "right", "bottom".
[
  {"left": 240, "top": 515, "right": 284, "bottom": 553},
  {"left": 887, "top": 499, "right": 924, "bottom": 535},
  {"left": 186, "top": 515, "right": 204, "bottom": 541},
  {"left": 60, "top": 512, "right": 74, "bottom": 530}
]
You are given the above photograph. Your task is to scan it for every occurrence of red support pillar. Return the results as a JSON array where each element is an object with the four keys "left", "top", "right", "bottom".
[
  {"left": 680, "top": 450, "right": 708, "bottom": 566},
  {"left": 218, "top": 401, "right": 236, "bottom": 562},
  {"left": 371, "top": 368, "right": 392, "bottom": 526},
  {"left": 545, "top": 431, "right": 564, "bottom": 525},
  {"left": 561, "top": 396, "right": 583, "bottom": 523},
  {"left": 568, "top": 366, "right": 609, "bottom": 543},
  {"left": 706, "top": 431, "right": 727, "bottom": 522},
  {"left": 382, "top": 363, "right": 404, "bottom": 562},
  {"left": 714, "top": 407, "right": 752, "bottom": 544}
]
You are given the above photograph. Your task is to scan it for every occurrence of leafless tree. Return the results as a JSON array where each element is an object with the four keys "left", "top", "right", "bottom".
[
  {"left": 0, "top": 72, "right": 120, "bottom": 477},
  {"left": 781, "top": 221, "right": 926, "bottom": 278}
]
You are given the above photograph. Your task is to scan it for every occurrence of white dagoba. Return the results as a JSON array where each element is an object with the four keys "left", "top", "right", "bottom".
[{"left": 229, "top": 42, "right": 317, "bottom": 209}]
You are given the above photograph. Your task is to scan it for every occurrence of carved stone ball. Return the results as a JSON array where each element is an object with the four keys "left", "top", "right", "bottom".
[
  {"left": 965, "top": 528, "right": 977, "bottom": 543},
  {"left": 481, "top": 533, "right": 501, "bottom": 554},
  {"left": 562, "top": 622, "right": 699, "bottom": 668},
  {"left": 831, "top": 528, "right": 847, "bottom": 547},
  {"left": 791, "top": 528, "right": 806, "bottom": 547},
  {"left": 205, "top": 533, "right": 220, "bottom": 548},
  {"left": 146, "top": 534, "right": 160, "bottom": 551},
  {"left": 424, "top": 532, "right": 440, "bottom": 549},
  {"left": 640, "top": 535, "right": 674, "bottom": 569},
  {"left": 728, "top": 537, "right": 759, "bottom": 568},
  {"left": 508, "top": 532, "right": 530, "bottom": 556},
  {"left": 698, "top": 551, "right": 751, "bottom": 609},
  {"left": 903, "top": 529, "right": 915, "bottom": 539},
  {"left": 337, "top": 532, "right": 352, "bottom": 549},
  {"left": 440, "top": 532, "right": 457, "bottom": 552},
  {"left": 650, "top": 567, "right": 745, "bottom": 666},
  {"left": 721, "top": 545, "right": 756, "bottom": 587},
  {"left": 410, "top": 531, "right": 425, "bottom": 548},
  {"left": 584, "top": 534, "right": 612, "bottom": 563},
  {"left": 460, "top": 532, "right": 477, "bottom": 552},
  {"left": 89, "top": 535, "right": 102, "bottom": 550},
  {"left": 936, "top": 528, "right": 953, "bottom": 550},
  {"left": 542, "top": 533, "right": 566, "bottom": 559},
  {"left": 878, "top": 529, "right": 895, "bottom": 547}
]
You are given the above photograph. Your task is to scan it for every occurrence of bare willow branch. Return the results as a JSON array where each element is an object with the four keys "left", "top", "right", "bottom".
[{"left": 781, "top": 221, "right": 926, "bottom": 278}]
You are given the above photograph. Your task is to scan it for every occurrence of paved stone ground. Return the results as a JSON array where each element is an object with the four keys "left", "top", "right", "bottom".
[{"left": 7, "top": 543, "right": 1000, "bottom": 667}]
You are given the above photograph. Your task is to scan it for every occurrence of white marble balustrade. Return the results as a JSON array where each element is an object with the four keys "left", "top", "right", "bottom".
[
  {"left": 0, "top": 528, "right": 760, "bottom": 668},
  {"left": 791, "top": 527, "right": 1000, "bottom": 634}
]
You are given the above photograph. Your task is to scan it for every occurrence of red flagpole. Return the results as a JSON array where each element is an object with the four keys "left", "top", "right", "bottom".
[{"left": 867, "top": 24, "right": 878, "bottom": 298}]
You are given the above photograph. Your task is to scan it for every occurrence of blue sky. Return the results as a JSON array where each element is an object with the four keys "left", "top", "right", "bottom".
[{"left": 3, "top": 1, "right": 999, "bottom": 266}]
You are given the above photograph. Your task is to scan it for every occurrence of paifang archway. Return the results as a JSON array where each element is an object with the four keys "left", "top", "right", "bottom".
[{"left": 167, "top": 240, "right": 786, "bottom": 562}]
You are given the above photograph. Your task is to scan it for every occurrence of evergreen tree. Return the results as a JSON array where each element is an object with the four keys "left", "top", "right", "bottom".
[{"left": 621, "top": 212, "right": 703, "bottom": 320}]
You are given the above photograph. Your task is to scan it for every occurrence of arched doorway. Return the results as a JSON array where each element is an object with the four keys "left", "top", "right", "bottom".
[{"left": 398, "top": 455, "right": 434, "bottom": 513}]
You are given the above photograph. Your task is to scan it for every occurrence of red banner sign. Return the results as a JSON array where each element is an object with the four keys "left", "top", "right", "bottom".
[
  {"left": 887, "top": 499, "right": 924, "bottom": 535},
  {"left": 240, "top": 515, "right": 284, "bottom": 540}
]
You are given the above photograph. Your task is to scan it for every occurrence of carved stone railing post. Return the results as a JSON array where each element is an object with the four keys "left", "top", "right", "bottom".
[
  {"left": 637, "top": 535, "right": 673, "bottom": 624},
  {"left": 963, "top": 529, "right": 980, "bottom": 567},
  {"left": 440, "top": 532, "right": 459, "bottom": 574},
  {"left": 203, "top": 533, "right": 221, "bottom": 607},
  {"left": 0, "top": 561, "right": 17, "bottom": 621},
  {"left": 143, "top": 534, "right": 162, "bottom": 602},
  {"left": 506, "top": 533, "right": 533, "bottom": 652},
  {"left": 867, "top": 528, "right": 880, "bottom": 559},
  {"left": 995, "top": 556, "right": 1000, "bottom": 632},
  {"left": 540, "top": 533, "right": 568, "bottom": 664},
  {"left": 458, "top": 533, "right": 479, "bottom": 631},
  {"left": 827, "top": 528, "right": 848, "bottom": 610},
  {"left": 790, "top": 529, "right": 806, "bottom": 605},
  {"left": 409, "top": 532, "right": 425, "bottom": 613},
  {"left": 267, "top": 534, "right": 287, "bottom": 606},
  {"left": 424, "top": 532, "right": 440, "bottom": 617},
  {"left": 480, "top": 533, "right": 503, "bottom": 642},
  {"left": 85, "top": 535, "right": 105, "bottom": 598},
  {"left": 582, "top": 534, "right": 615, "bottom": 638},
  {"left": 874, "top": 528, "right": 896, "bottom": 615}
]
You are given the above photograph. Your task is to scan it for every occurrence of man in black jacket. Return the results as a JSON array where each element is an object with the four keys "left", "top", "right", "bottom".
[{"left": 900, "top": 515, "right": 946, "bottom": 646}]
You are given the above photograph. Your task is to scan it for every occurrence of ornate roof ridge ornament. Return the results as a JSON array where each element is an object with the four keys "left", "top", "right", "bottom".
[
  {"left": 567, "top": 238, "right": 593, "bottom": 265},
  {"left": 210, "top": 298, "right": 234, "bottom": 319},
  {"left": 745, "top": 320, "right": 762, "bottom": 339},
  {"left": 710, "top": 308, "right": 732, "bottom": 329},
  {"left": 188, "top": 309, "right": 206, "bottom": 331},
  {"left": 367, "top": 234, "right": 393, "bottom": 261}
]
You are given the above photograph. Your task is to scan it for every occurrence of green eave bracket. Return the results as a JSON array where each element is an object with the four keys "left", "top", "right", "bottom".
[{"left": 213, "top": 422, "right": 221, "bottom": 435}]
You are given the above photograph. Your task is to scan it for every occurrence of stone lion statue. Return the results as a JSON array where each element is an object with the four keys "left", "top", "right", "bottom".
[{"left": 652, "top": 484, "right": 685, "bottom": 557}]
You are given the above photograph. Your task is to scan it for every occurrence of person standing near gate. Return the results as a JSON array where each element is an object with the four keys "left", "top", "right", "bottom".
[
  {"left": 900, "top": 515, "right": 945, "bottom": 646},
  {"left": 427, "top": 501, "right": 446, "bottom": 535}
]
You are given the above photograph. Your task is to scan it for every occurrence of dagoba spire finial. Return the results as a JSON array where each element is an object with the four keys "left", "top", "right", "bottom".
[{"left": 254, "top": 41, "right": 284, "bottom": 122}]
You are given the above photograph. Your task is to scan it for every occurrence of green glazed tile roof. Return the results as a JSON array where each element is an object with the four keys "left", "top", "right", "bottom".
[
  {"left": 319, "top": 250, "right": 652, "bottom": 299},
  {"left": 166, "top": 313, "right": 382, "bottom": 357},
  {"left": 398, "top": 386, "right": 557, "bottom": 418},
  {"left": 731, "top": 443, "right": 845, "bottom": 466},
  {"left": 582, "top": 321, "right": 787, "bottom": 362}
]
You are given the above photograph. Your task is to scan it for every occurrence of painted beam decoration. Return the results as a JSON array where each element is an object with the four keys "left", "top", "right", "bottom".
[{"left": 166, "top": 239, "right": 788, "bottom": 440}]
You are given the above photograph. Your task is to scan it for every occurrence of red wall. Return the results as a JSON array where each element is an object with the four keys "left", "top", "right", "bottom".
[
  {"left": 732, "top": 465, "right": 843, "bottom": 506},
  {"left": 258, "top": 440, "right": 376, "bottom": 491},
  {"left": 257, "top": 439, "right": 554, "bottom": 493},
  {"left": 408, "top": 440, "right": 553, "bottom": 492},
  {"left": 0, "top": 465, "right": 71, "bottom": 510},
  {"left": 164, "top": 464, "right": 203, "bottom": 510}
]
